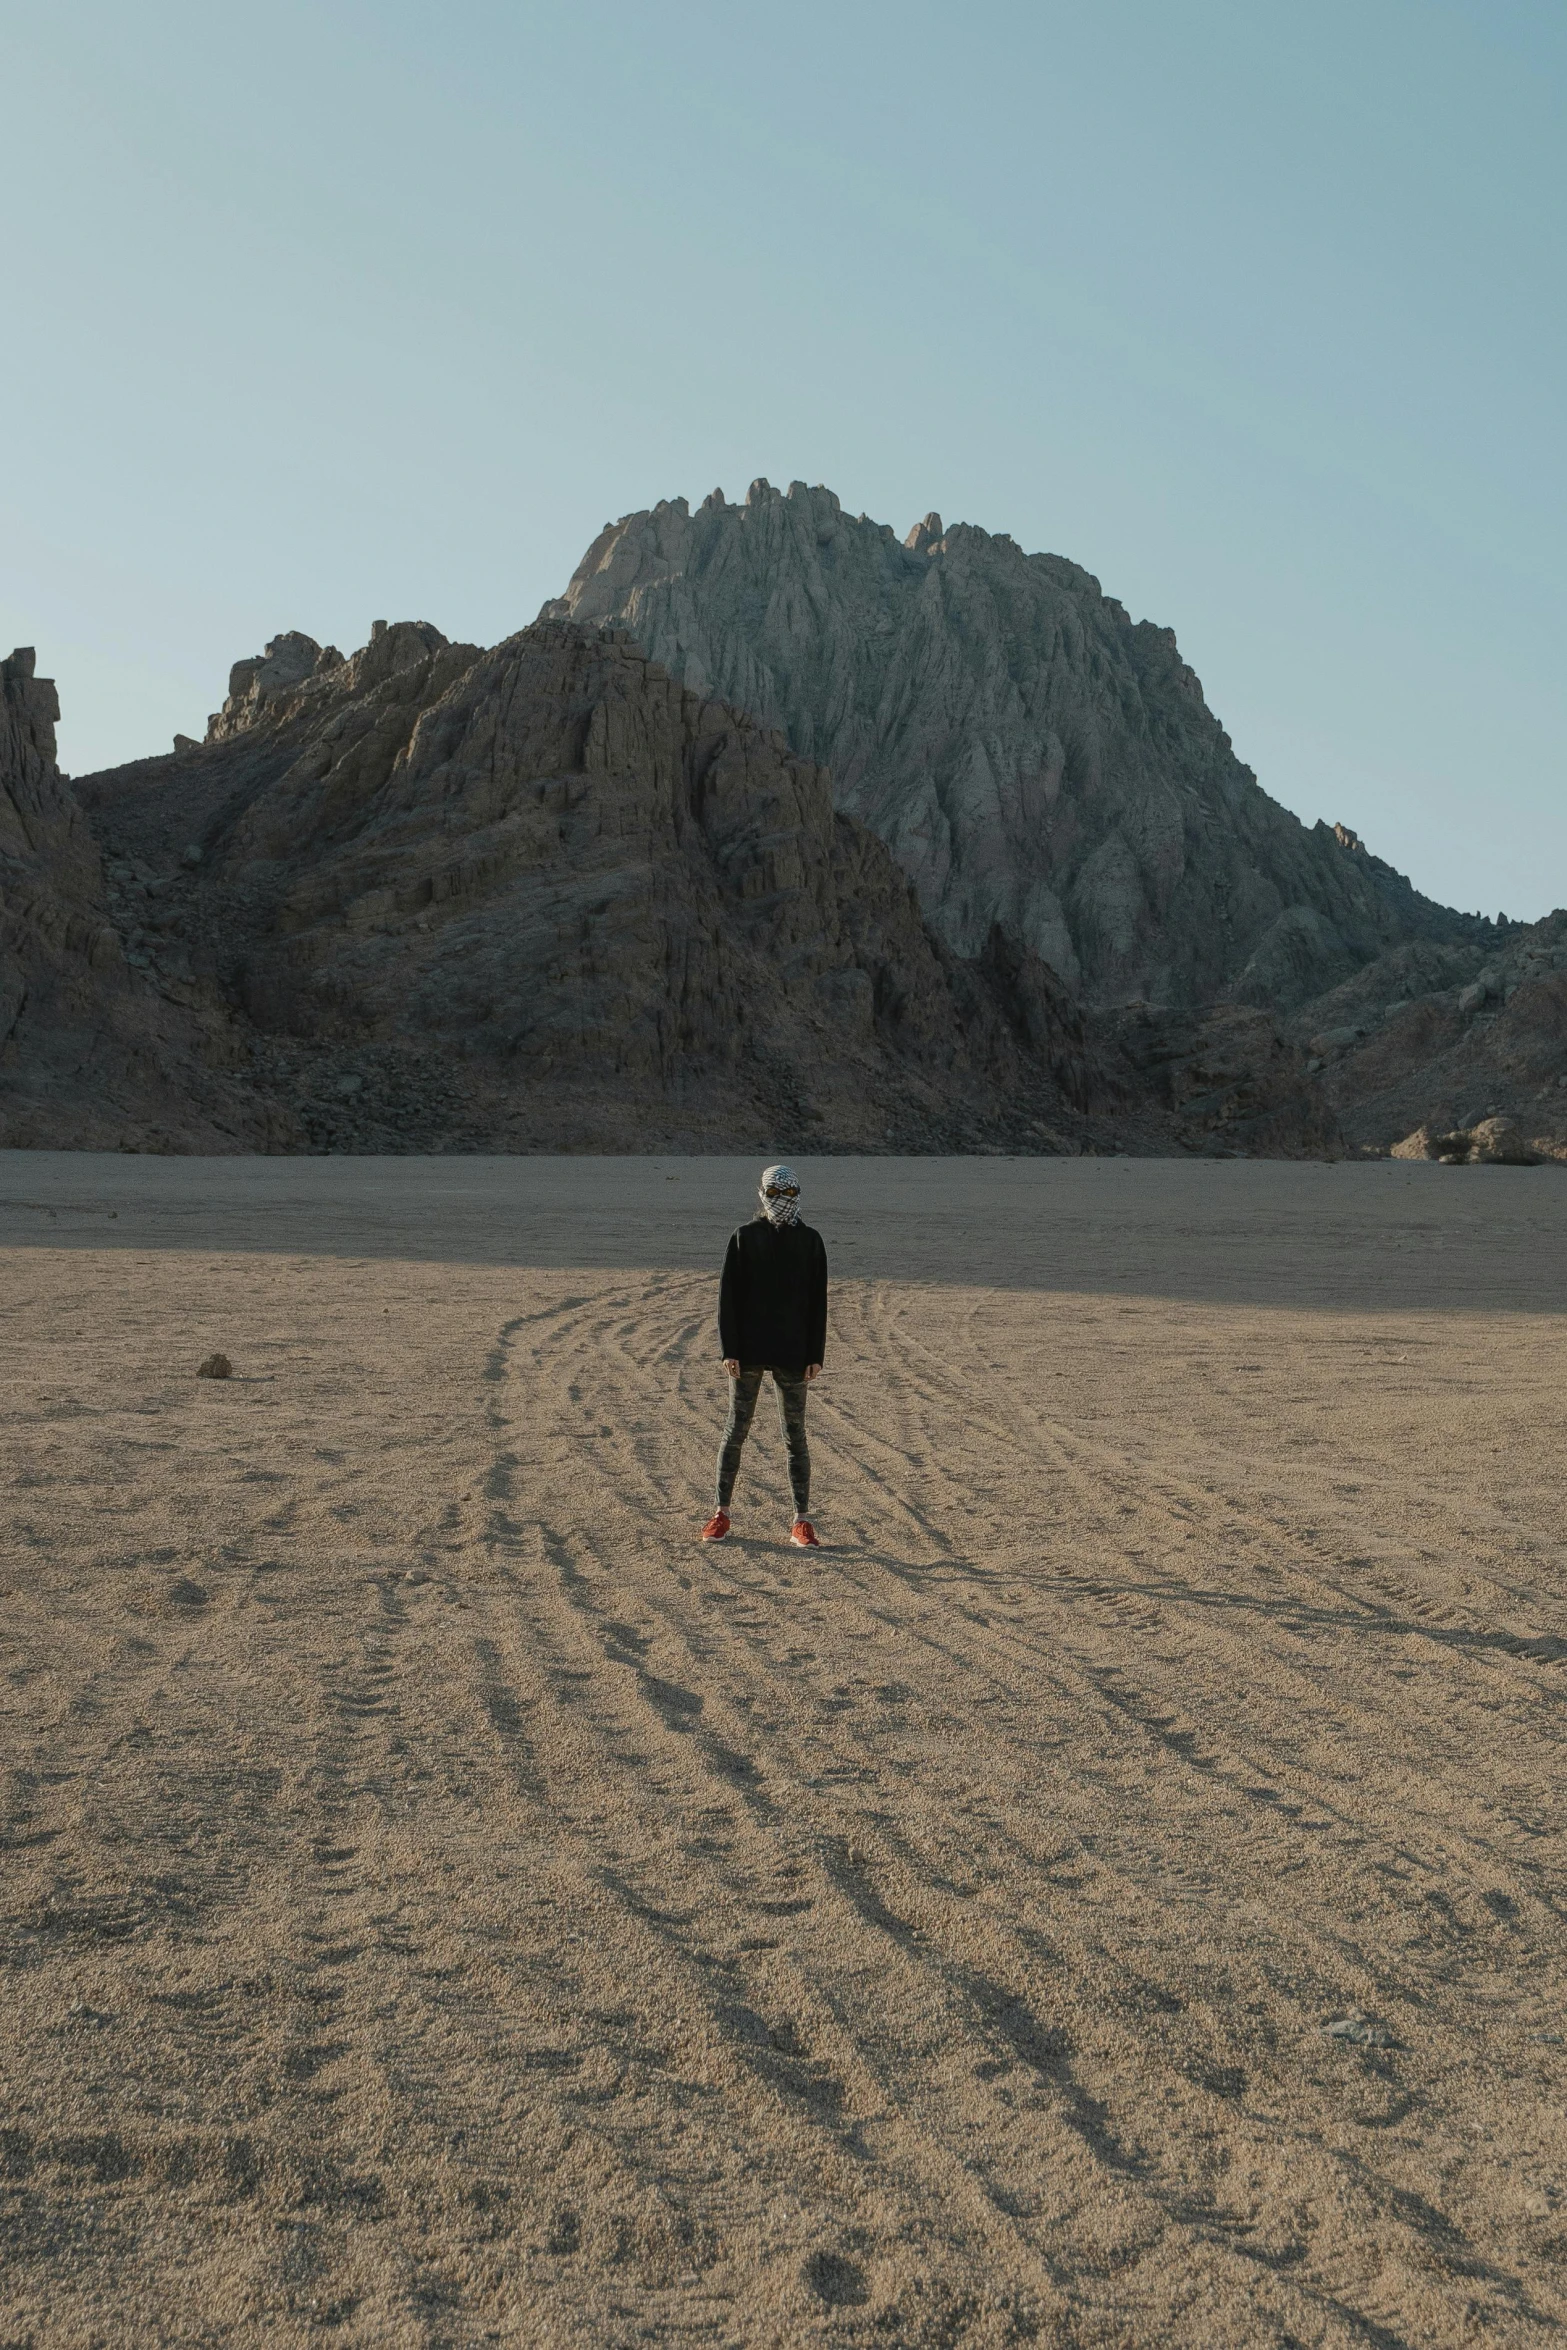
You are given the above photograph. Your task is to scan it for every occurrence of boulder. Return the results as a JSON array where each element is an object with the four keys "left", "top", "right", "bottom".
[
  {"left": 1393, "top": 1118, "right": 1540, "bottom": 1167},
  {"left": 1468, "top": 1117, "right": 1540, "bottom": 1166}
]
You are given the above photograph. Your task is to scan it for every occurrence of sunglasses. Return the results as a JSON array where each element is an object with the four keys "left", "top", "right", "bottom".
[{"left": 762, "top": 1184, "right": 800, "bottom": 1199}]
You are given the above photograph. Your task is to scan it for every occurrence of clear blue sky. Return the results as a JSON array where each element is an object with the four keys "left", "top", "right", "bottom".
[{"left": 3, "top": 0, "right": 1562, "bottom": 918}]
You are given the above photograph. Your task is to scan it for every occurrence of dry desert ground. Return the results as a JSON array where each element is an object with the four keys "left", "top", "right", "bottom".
[{"left": 2, "top": 1151, "right": 1565, "bottom": 2349}]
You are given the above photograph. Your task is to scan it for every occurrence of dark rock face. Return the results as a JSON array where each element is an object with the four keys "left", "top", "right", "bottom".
[
  {"left": 1108, "top": 1003, "right": 1340, "bottom": 1159},
  {"left": 544, "top": 483, "right": 1487, "bottom": 1011},
  {"left": 1305, "top": 914, "right": 1567, "bottom": 1158},
  {"left": 66, "top": 620, "right": 1121, "bottom": 1154},
  {"left": 1, "top": 649, "right": 287, "bottom": 1151},
  {"left": 2, "top": 648, "right": 90, "bottom": 890},
  {"left": 0, "top": 646, "right": 106, "bottom": 1132}
]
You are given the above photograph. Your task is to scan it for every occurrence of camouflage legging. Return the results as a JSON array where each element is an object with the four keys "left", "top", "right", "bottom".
[{"left": 715, "top": 1367, "right": 810, "bottom": 1516}]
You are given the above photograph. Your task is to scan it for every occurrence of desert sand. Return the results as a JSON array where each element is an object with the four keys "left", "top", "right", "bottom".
[{"left": 2, "top": 1151, "right": 1565, "bottom": 2348}]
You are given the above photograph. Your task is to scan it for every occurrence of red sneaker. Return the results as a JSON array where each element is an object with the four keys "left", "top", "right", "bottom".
[
  {"left": 700, "top": 1510, "right": 731, "bottom": 1542},
  {"left": 789, "top": 1519, "right": 820, "bottom": 1548}
]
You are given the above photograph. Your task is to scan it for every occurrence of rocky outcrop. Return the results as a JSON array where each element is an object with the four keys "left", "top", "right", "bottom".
[
  {"left": 204, "top": 619, "right": 450, "bottom": 743},
  {"left": 1106, "top": 1002, "right": 1339, "bottom": 1159},
  {"left": 2, "top": 649, "right": 94, "bottom": 893},
  {"left": 1, "top": 647, "right": 114, "bottom": 1127},
  {"left": 543, "top": 482, "right": 1490, "bottom": 1011},
  {"left": 0, "top": 649, "right": 290, "bottom": 1151},
  {"left": 1302, "top": 912, "right": 1567, "bottom": 1158},
  {"left": 1392, "top": 1118, "right": 1544, "bottom": 1167},
  {"left": 70, "top": 620, "right": 1128, "bottom": 1154},
  {"left": 207, "top": 630, "right": 345, "bottom": 741}
]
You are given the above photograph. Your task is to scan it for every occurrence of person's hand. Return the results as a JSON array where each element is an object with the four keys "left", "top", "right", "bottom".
[
  {"left": 723, "top": 1359, "right": 740, "bottom": 1378},
  {"left": 805, "top": 1363, "right": 821, "bottom": 1383}
]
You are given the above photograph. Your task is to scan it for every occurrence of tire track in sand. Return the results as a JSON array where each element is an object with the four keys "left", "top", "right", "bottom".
[{"left": 469, "top": 1277, "right": 1562, "bottom": 2347}]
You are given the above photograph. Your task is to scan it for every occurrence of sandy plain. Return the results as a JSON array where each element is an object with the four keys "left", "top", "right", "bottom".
[{"left": 2, "top": 1151, "right": 1565, "bottom": 2350}]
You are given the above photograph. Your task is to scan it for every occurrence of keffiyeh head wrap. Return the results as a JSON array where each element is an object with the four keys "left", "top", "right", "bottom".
[{"left": 759, "top": 1163, "right": 801, "bottom": 1227}]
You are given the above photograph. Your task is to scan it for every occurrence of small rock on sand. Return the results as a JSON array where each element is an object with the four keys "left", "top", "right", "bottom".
[
  {"left": 196, "top": 1352, "right": 232, "bottom": 1379},
  {"left": 1322, "top": 2012, "right": 1396, "bottom": 2047}
]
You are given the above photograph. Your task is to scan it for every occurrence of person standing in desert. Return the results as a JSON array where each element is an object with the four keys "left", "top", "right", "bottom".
[{"left": 701, "top": 1162, "right": 828, "bottom": 1549}]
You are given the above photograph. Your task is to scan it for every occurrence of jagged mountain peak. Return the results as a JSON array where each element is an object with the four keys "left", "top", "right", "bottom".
[
  {"left": 544, "top": 486, "right": 1486, "bottom": 1012},
  {"left": 207, "top": 619, "right": 454, "bottom": 743}
]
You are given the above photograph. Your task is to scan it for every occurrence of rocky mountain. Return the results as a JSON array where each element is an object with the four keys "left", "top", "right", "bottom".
[
  {"left": 0, "top": 648, "right": 285, "bottom": 1151},
  {"left": 544, "top": 483, "right": 1493, "bottom": 1012},
  {"left": 1292, "top": 913, "right": 1567, "bottom": 1155},
  {"left": 60, "top": 618, "right": 1150, "bottom": 1154},
  {"left": 9, "top": 487, "right": 1558, "bottom": 1162}
]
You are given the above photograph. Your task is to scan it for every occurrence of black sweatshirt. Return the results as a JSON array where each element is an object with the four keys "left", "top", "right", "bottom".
[{"left": 717, "top": 1216, "right": 828, "bottom": 1375}]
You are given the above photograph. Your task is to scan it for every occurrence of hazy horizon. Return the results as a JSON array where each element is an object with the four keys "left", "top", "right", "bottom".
[{"left": 3, "top": 0, "right": 1562, "bottom": 921}]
